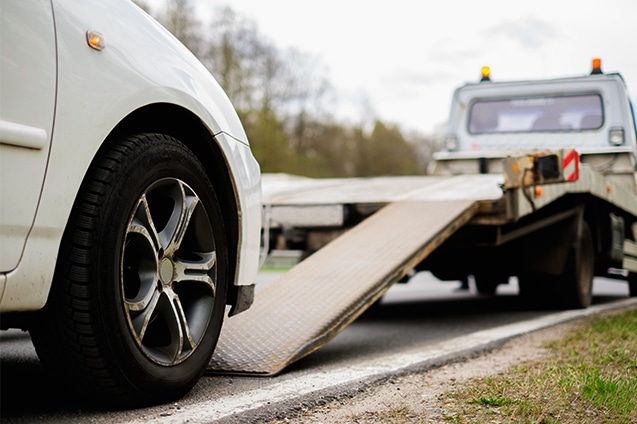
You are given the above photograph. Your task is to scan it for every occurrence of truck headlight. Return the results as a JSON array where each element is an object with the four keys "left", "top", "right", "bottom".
[
  {"left": 444, "top": 135, "right": 458, "bottom": 151},
  {"left": 609, "top": 127, "right": 625, "bottom": 146}
]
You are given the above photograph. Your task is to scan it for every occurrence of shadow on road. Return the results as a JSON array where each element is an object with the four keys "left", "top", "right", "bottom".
[
  {"left": 286, "top": 287, "right": 629, "bottom": 374},
  {"left": 0, "top": 275, "right": 630, "bottom": 420},
  {"left": 0, "top": 332, "right": 111, "bottom": 421}
]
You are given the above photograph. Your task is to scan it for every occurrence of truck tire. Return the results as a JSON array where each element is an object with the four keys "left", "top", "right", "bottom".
[
  {"left": 474, "top": 274, "right": 507, "bottom": 296},
  {"left": 29, "top": 134, "right": 228, "bottom": 407},
  {"left": 517, "top": 274, "right": 550, "bottom": 306},
  {"left": 628, "top": 273, "right": 637, "bottom": 297},
  {"left": 557, "top": 221, "right": 594, "bottom": 309}
]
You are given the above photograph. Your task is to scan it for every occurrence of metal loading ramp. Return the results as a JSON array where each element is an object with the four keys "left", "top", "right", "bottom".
[{"left": 208, "top": 199, "right": 478, "bottom": 375}]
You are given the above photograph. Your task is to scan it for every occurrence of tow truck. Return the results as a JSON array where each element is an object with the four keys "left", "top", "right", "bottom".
[{"left": 207, "top": 59, "right": 637, "bottom": 376}]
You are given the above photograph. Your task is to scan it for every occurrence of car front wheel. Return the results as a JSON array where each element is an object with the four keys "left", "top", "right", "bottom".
[{"left": 30, "top": 133, "right": 228, "bottom": 406}]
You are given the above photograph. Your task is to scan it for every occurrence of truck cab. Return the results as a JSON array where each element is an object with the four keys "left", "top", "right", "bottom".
[{"left": 431, "top": 60, "right": 637, "bottom": 193}]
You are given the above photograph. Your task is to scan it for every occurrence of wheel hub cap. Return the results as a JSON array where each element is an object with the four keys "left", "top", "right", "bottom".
[{"left": 159, "top": 257, "right": 174, "bottom": 285}]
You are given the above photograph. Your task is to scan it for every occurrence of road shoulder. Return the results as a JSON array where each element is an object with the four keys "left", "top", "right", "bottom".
[{"left": 265, "top": 321, "right": 576, "bottom": 423}]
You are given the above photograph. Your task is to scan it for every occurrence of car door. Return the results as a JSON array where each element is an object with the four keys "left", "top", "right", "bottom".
[{"left": 0, "top": 0, "right": 57, "bottom": 272}]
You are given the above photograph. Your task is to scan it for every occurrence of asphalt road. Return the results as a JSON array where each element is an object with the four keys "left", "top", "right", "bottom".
[{"left": 0, "top": 273, "right": 632, "bottom": 423}]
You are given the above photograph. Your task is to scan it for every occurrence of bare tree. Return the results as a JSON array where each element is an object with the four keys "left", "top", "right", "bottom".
[
  {"left": 159, "top": 0, "right": 204, "bottom": 58},
  {"left": 148, "top": 1, "right": 424, "bottom": 178}
]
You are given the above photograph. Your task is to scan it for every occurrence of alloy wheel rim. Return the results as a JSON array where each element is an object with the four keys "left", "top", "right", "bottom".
[{"left": 121, "top": 178, "right": 217, "bottom": 366}]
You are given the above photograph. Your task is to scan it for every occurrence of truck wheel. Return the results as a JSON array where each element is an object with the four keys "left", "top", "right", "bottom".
[
  {"left": 517, "top": 274, "right": 550, "bottom": 306},
  {"left": 628, "top": 273, "right": 637, "bottom": 297},
  {"left": 474, "top": 274, "right": 507, "bottom": 296},
  {"left": 558, "top": 221, "right": 594, "bottom": 309},
  {"left": 30, "top": 134, "right": 228, "bottom": 406}
]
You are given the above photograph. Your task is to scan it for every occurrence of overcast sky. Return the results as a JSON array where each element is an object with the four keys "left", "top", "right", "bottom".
[{"left": 148, "top": 0, "right": 637, "bottom": 135}]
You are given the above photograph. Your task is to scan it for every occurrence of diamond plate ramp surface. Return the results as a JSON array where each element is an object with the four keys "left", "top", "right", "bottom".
[{"left": 208, "top": 200, "right": 478, "bottom": 375}]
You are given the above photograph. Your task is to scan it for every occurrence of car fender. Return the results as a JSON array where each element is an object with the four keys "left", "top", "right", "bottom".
[{"left": 1, "top": 0, "right": 261, "bottom": 313}]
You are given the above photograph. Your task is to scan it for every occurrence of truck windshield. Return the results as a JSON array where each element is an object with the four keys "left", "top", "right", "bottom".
[{"left": 468, "top": 94, "right": 603, "bottom": 134}]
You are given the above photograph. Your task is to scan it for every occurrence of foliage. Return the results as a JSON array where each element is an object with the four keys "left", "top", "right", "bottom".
[
  {"left": 330, "top": 309, "right": 637, "bottom": 424},
  {"left": 147, "top": 0, "right": 436, "bottom": 177},
  {"left": 445, "top": 309, "right": 637, "bottom": 423}
]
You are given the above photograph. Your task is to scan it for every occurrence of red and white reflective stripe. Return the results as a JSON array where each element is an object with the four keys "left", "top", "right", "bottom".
[{"left": 563, "top": 149, "right": 580, "bottom": 181}]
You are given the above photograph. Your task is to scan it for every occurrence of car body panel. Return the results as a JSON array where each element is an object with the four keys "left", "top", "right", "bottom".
[
  {"left": 0, "top": 0, "right": 261, "bottom": 313},
  {"left": 0, "top": 0, "right": 57, "bottom": 272}
]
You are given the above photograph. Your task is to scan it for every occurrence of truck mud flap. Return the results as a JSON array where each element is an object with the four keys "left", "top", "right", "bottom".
[{"left": 207, "top": 200, "right": 478, "bottom": 376}]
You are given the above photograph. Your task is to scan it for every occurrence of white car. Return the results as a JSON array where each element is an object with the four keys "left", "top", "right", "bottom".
[{"left": 0, "top": 0, "right": 261, "bottom": 406}]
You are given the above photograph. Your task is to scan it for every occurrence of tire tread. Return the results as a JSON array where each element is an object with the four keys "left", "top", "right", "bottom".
[{"left": 30, "top": 133, "right": 227, "bottom": 406}]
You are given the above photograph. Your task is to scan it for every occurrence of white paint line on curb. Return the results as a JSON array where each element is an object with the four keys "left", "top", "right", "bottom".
[{"left": 128, "top": 298, "right": 637, "bottom": 424}]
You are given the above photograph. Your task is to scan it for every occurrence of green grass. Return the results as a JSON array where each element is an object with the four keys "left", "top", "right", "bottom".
[
  {"left": 444, "top": 308, "right": 637, "bottom": 423},
  {"left": 259, "top": 265, "right": 294, "bottom": 273},
  {"left": 468, "top": 394, "right": 514, "bottom": 407},
  {"left": 271, "top": 309, "right": 637, "bottom": 423}
]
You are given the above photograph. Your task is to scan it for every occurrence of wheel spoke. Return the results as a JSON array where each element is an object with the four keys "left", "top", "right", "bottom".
[
  {"left": 129, "top": 194, "right": 162, "bottom": 252},
  {"left": 123, "top": 196, "right": 161, "bottom": 313},
  {"left": 171, "top": 292, "right": 196, "bottom": 358},
  {"left": 174, "top": 251, "right": 216, "bottom": 294},
  {"left": 157, "top": 290, "right": 196, "bottom": 363},
  {"left": 171, "top": 195, "right": 199, "bottom": 253},
  {"left": 123, "top": 267, "right": 158, "bottom": 312},
  {"left": 155, "top": 182, "right": 199, "bottom": 256},
  {"left": 126, "top": 289, "right": 161, "bottom": 343}
]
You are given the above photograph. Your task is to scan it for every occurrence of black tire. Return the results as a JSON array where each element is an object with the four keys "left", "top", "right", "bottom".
[
  {"left": 29, "top": 134, "right": 228, "bottom": 407},
  {"left": 474, "top": 274, "right": 507, "bottom": 296},
  {"left": 628, "top": 273, "right": 637, "bottom": 297},
  {"left": 518, "top": 222, "right": 594, "bottom": 309},
  {"left": 517, "top": 274, "right": 550, "bottom": 307},
  {"left": 557, "top": 221, "right": 594, "bottom": 309}
]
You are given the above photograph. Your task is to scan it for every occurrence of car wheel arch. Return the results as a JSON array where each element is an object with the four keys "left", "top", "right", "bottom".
[{"left": 98, "top": 103, "right": 242, "bottom": 306}]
